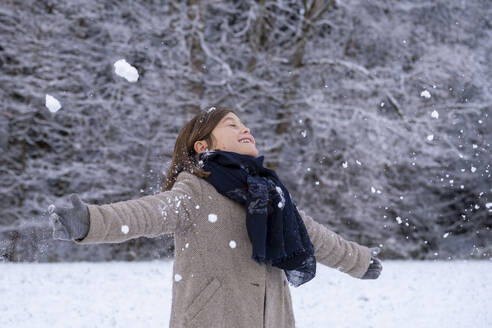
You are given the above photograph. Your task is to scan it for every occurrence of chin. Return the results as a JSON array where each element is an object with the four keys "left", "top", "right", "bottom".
[
  {"left": 239, "top": 150, "right": 258, "bottom": 157},
  {"left": 248, "top": 149, "right": 259, "bottom": 157}
]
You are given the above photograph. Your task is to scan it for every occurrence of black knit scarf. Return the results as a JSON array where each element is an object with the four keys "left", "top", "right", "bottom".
[{"left": 198, "top": 150, "right": 316, "bottom": 287}]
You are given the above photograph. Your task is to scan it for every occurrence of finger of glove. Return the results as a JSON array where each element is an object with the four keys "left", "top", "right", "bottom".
[
  {"left": 365, "top": 272, "right": 380, "bottom": 279},
  {"left": 367, "top": 266, "right": 383, "bottom": 272},
  {"left": 49, "top": 213, "right": 64, "bottom": 230},
  {"left": 49, "top": 213, "right": 61, "bottom": 228},
  {"left": 365, "top": 269, "right": 381, "bottom": 278},
  {"left": 371, "top": 265, "right": 382, "bottom": 273},
  {"left": 54, "top": 207, "right": 74, "bottom": 221},
  {"left": 362, "top": 272, "right": 377, "bottom": 280},
  {"left": 370, "top": 255, "right": 382, "bottom": 263},
  {"left": 53, "top": 226, "right": 71, "bottom": 240},
  {"left": 367, "top": 266, "right": 382, "bottom": 273},
  {"left": 369, "top": 260, "right": 382, "bottom": 270},
  {"left": 50, "top": 214, "right": 70, "bottom": 240},
  {"left": 372, "top": 258, "right": 383, "bottom": 269},
  {"left": 70, "top": 194, "right": 84, "bottom": 211},
  {"left": 51, "top": 209, "right": 73, "bottom": 233}
]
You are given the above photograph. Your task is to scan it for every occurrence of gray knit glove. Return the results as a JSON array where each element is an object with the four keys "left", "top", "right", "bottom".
[
  {"left": 48, "top": 194, "right": 90, "bottom": 241},
  {"left": 361, "top": 247, "right": 383, "bottom": 280}
]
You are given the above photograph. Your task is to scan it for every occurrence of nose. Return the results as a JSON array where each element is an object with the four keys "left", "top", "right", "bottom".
[{"left": 241, "top": 125, "right": 251, "bottom": 135}]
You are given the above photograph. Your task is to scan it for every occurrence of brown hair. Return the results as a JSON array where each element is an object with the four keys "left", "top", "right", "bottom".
[{"left": 161, "top": 106, "right": 238, "bottom": 191}]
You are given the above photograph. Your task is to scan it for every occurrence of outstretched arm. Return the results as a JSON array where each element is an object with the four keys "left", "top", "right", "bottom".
[
  {"left": 73, "top": 171, "right": 203, "bottom": 245},
  {"left": 298, "top": 209, "right": 372, "bottom": 279}
]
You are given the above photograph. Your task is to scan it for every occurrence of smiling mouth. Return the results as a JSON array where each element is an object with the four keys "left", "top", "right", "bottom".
[{"left": 239, "top": 137, "right": 254, "bottom": 144}]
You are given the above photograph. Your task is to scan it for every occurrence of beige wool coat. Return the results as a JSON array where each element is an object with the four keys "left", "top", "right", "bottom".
[{"left": 75, "top": 171, "right": 372, "bottom": 328}]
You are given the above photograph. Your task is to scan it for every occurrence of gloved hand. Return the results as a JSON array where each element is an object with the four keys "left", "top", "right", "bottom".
[
  {"left": 48, "top": 194, "right": 90, "bottom": 241},
  {"left": 361, "top": 247, "right": 383, "bottom": 280}
]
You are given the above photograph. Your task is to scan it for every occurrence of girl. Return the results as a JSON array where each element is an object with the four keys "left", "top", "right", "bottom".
[{"left": 48, "top": 106, "right": 382, "bottom": 328}]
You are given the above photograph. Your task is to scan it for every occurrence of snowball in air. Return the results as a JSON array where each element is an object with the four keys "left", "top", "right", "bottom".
[
  {"left": 208, "top": 213, "right": 217, "bottom": 223},
  {"left": 114, "top": 59, "right": 139, "bottom": 82},
  {"left": 121, "top": 225, "right": 129, "bottom": 234},
  {"left": 427, "top": 134, "right": 434, "bottom": 141},
  {"left": 420, "top": 90, "right": 431, "bottom": 99},
  {"left": 431, "top": 110, "right": 439, "bottom": 119},
  {"left": 229, "top": 240, "right": 237, "bottom": 248},
  {"left": 174, "top": 274, "right": 182, "bottom": 282},
  {"left": 395, "top": 216, "right": 402, "bottom": 224},
  {"left": 45, "top": 94, "right": 62, "bottom": 113}
]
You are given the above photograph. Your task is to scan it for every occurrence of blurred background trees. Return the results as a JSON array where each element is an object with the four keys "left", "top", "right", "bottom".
[{"left": 1, "top": 0, "right": 490, "bottom": 262}]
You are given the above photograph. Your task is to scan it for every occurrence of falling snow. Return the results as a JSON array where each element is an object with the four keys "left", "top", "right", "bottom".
[
  {"left": 275, "top": 186, "right": 285, "bottom": 209},
  {"left": 45, "top": 94, "right": 62, "bottom": 113},
  {"left": 420, "top": 90, "right": 432, "bottom": 98},
  {"left": 121, "top": 225, "right": 129, "bottom": 234},
  {"left": 208, "top": 213, "right": 218, "bottom": 223},
  {"left": 113, "top": 59, "right": 139, "bottom": 82}
]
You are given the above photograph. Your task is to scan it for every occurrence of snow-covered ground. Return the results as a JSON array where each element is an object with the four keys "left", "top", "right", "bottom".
[{"left": 0, "top": 260, "right": 490, "bottom": 328}]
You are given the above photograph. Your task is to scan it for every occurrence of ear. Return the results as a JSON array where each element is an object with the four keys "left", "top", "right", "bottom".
[{"left": 194, "top": 140, "right": 208, "bottom": 154}]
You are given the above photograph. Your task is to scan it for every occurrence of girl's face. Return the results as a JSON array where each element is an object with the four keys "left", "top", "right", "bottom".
[{"left": 195, "top": 113, "right": 258, "bottom": 157}]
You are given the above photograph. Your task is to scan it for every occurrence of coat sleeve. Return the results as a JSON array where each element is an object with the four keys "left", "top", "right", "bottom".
[
  {"left": 298, "top": 209, "right": 372, "bottom": 279},
  {"left": 74, "top": 172, "right": 203, "bottom": 245}
]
